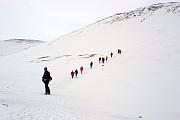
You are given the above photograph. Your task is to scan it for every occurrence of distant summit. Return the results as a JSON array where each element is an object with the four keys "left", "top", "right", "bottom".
[{"left": 95, "top": 2, "right": 180, "bottom": 25}]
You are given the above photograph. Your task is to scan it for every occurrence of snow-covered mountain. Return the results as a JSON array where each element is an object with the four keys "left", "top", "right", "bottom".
[
  {"left": 0, "top": 2, "right": 180, "bottom": 120},
  {"left": 0, "top": 39, "right": 45, "bottom": 56}
]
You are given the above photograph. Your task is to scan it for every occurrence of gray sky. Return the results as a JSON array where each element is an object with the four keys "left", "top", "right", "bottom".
[{"left": 0, "top": 0, "right": 179, "bottom": 41}]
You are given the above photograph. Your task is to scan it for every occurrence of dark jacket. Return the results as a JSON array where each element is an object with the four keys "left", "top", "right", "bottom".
[
  {"left": 75, "top": 69, "right": 78, "bottom": 75},
  {"left": 42, "top": 71, "right": 51, "bottom": 82}
]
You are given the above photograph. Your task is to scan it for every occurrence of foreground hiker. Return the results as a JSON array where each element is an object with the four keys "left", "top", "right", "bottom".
[{"left": 42, "top": 67, "right": 52, "bottom": 95}]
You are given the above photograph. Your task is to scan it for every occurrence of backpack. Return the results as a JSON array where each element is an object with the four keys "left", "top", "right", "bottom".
[{"left": 49, "top": 76, "right": 52, "bottom": 82}]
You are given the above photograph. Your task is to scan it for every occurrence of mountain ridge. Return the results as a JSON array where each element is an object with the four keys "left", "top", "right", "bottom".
[{"left": 50, "top": 1, "right": 180, "bottom": 44}]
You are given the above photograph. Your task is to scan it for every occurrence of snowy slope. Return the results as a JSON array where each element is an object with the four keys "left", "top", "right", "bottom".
[
  {"left": 0, "top": 2, "right": 180, "bottom": 120},
  {"left": 0, "top": 39, "right": 45, "bottom": 56}
]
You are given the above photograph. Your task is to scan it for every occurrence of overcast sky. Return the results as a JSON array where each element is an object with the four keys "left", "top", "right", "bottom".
[{"left": 0, "top": 0, "right": 179, "bottom": 41}]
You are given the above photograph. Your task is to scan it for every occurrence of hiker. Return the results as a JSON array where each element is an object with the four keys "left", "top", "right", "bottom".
[
  {"left": 102, "top": 57, "right": 105, "bottom": 63},
  {"left": 71, "top": 70, "right": 74, "bottom": 79},
  {"left": 90, "top": 61, "right": 93, "bottom": 68},
  {"left": 118, "top": 49, "right": 121, "bottom": 54},
  {"left": 80, "top": 66, "right": 84, "bottom": 74},
  {"left": 75, "top": 69, "right": 78, "bottom": 78},
  {"left": 105, "top": 56, "right": 108, "bottom": 61},
  {"left": 99, "top": 57, "right": 101, "bottom": 63},
  {"left": 110, "top": 52, "right": 113, "bottom": 58},
  {"left": 42, "top": 67, "right": 52, "bottom": 95}
]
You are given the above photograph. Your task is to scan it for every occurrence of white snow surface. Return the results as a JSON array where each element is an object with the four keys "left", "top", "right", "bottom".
[{"left": 0, "top": 2, "right": 180, "bottom": 120}]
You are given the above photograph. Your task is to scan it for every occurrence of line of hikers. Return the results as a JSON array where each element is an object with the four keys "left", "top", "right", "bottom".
[
  {"left": 70, "top": 49, "right": 121, "bottom": 79},
  {"left": 42, "top": 49, "right": 121, "bottom": 95},
  {"left": 70, "top": 61, "right": 93, "bottom": 79},
  {"left": 71, "top": 68, "right": 81, "bottom": 79}
]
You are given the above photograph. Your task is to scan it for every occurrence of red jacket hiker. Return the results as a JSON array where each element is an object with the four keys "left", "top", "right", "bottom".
[
  {"left": 80, "top": 66, "right": 83, "bottom": 74},
  {"left": 71, "top": 70, "right": 74, "bottom": 79}
]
